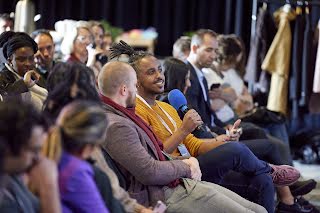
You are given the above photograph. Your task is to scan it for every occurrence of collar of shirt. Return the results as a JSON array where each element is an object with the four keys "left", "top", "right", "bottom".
[
  {"left": 5, "top": 63, "right": 21, "bottom": 80},
  {"left": 187, "top": 59, "right": 208, "bottom": 101}
]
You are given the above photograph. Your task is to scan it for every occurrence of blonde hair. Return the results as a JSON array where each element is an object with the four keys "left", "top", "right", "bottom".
[{"left": 42, "top": 100, "right": 107, "bottom": 162}]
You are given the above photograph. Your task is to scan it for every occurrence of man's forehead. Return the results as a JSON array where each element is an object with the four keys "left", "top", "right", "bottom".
[
  {"left": 202, "top": 34, "right": 217, "bottom": 47},
  {"left": 140, "top": 56, "right": 160, "bottom": 67},
  {"left": 36, "top": 34, "right": 54, "bottom": 43}
]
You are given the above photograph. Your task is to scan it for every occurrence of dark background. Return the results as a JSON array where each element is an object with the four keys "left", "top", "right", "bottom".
[{"left": 0, "top": 0, "right": 320, "bottom": 57}]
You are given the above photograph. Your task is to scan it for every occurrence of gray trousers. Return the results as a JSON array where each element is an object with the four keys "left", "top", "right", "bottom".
[{"left": 164, "top": 178, "right": 267, "bottom": 213}]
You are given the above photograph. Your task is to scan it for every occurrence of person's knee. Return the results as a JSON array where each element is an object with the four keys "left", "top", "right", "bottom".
[{"left": 224, "top": 142, "right": 250, "bottom": 155}]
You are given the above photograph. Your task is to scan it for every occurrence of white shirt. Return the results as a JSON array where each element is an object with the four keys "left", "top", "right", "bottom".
[
  {"left": 187, "top": 60, "right": 217, "bottom": 126},
  {"left": 222, "top": 68, "right": 244, "bottom": 96},
  {"left": 203, "top": 68, "right": 224, "bottom": 88},
  {"left": 188, "top": 60, "right": 208, "bottom": 101}
]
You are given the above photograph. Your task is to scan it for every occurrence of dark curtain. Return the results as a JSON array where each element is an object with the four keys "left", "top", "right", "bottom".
[
  {"left": 0, "top": 0, "right": 319, "bottom": 56},
  {"left": 0, "top": 0, "right": 253, "bottom": 56}
]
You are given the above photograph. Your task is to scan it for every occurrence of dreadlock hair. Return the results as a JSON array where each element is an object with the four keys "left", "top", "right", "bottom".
[
  {"left": 109, "top": 40, "right": 152, "bottom": 73},
  {"left": 43, "top": 62, "right": 100, "bottom": 122}
]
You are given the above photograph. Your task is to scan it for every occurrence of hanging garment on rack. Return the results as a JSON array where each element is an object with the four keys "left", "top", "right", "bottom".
[
  {"left": 313, "top": 19, "right": 320, "bottom": 93},
  {"left": 261, "top": 7, "right": 296, "bottom": 114},
  {"left": 299, "top": 11, "right": 314, "bottom": 107},
  {"left": 245, "top": 7, "right": 276, "bottom": 96},
  {"left": 289, "top": 8, "right": 305, "bottom": 118}
]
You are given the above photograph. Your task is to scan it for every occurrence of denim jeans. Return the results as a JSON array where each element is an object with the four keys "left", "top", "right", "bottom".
[
  {"left": 196, "top": 142, "right": 275, "bottom": 213},
  {"left": 241, "top": 139, "right": 284, "bottom": 165},
  {"left": 261, "top": 123, "right": 290, "bottom": 146}
]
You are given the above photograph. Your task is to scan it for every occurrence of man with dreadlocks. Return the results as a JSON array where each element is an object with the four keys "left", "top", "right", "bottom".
[
  {"left": 106, "top": 40, "right": 302, "bottom": 213},
  {"left": 0, "top": 32, "right": 47, "bottom": 110}
]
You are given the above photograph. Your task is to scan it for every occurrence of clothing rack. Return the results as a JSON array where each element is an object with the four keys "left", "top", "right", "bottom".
[
  {"left": 250, "top": 0, "right": 320, "bottom": 42},
  {"left": 257, "top": 0, "right": 320, "bottom": 6}
]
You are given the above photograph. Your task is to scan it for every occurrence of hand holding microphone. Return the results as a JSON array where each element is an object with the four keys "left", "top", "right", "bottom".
[
  {"left": 180, "top": 109, "right": 203, "bottom": 134},
  {"left": 168, "top": 89, "right": 207, "bottom": 132}
]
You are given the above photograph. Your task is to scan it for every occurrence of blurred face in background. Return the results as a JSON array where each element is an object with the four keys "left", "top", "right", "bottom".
[
  {"left": 3, "top": 126, "right": 46, "bottom": 175},
  {"left": 34, "top": 33, "right": 55, "bottom": 69},
  {"left": 73, "top": 27, "right": 93, "bottom": 63},
  {"left": 102, "top": 34, "right": 112, "bottom": 54},
  {"left": 0, "top": 18, "right": 13, "bottom": 34},
  {"left": 194, "top": 34, "right": 218, "bottom": 69},
  {"left": 91, "top": 25, "right": 104, "bottom": 49}
]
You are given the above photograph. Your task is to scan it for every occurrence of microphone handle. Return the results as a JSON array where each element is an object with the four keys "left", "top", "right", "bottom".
[
  {"left": 197, "top": 124, "right": 208, "bottom": 132},
  {"left": 179, "top": 105, "right": 207, "bottom": 132},
  {"left": 177, "top": 104, "right": 219, "bottom": 138}
]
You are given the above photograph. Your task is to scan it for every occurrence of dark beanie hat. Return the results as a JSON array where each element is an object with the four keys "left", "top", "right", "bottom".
[
  {"left": 0, "top": 31, "right": 16, "bottom": 48},
  {"left": 2, "top": 32, "right": 38, "bottom": 59}
]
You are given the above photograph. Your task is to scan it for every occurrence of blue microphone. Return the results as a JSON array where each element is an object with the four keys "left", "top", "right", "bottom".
[
  {"left": 168, "top": 89, "right": 207, "bottom": 132},
  {"left": 168, "top": 89, "right": 189, "bottom": 114}
]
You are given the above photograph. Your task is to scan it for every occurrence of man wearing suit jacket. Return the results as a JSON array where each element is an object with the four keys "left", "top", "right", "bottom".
[
  {"left": 186, "top": 29, "right": 227, "bottom": 135},
  {"left": 186, "top": 29, "right": 270, "bottom": 140}
]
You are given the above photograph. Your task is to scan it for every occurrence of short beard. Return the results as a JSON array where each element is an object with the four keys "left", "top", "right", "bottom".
[{"left": 126, "top": 92, "right": 136, "bottom": 108}]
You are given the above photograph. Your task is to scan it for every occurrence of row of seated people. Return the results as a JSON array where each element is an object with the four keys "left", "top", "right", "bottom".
[{"left": 0, "top": 27, "right": 318, "bottom": 213}]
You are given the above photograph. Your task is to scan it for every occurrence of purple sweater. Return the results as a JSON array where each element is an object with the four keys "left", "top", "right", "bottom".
[{"left": 58, "top": 152, "right": 109, "bottom": 213}]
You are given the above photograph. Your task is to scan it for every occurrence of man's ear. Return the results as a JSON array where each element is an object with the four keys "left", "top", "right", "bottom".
[
  {"left": 119, "top": 84, "right": 127, "bottom": 96},
  {"left": 191, "top": 44, "right": 198, "bottom": 54}
]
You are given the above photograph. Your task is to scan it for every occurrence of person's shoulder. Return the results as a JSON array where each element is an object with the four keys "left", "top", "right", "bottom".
[
  {"left": 0, "top": 176, "right": 38, "bottom": 213},
  {"left": 0, "top": 66, "right": 13, "bottom": 78}
]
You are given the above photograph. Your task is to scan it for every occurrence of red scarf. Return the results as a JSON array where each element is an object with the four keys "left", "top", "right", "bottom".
[{"left": 100, "top": 94, "right": 180, "bottom": 187}]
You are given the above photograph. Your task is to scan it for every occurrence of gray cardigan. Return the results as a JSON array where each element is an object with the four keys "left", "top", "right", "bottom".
[{"left": 102, "top": 104, "right": 191, "bottom": 206}]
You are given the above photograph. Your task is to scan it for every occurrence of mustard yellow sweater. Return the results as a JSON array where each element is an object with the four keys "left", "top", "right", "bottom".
[{"left": 135, "top": 98, "right": 202, "bottom": 157}]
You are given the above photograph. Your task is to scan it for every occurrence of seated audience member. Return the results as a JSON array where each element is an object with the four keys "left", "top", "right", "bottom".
[
  {"left": 0, "top": 99, "right": 61, "bottom": 213},
  {"left": 43, "top": 62, "right": 153, "bottom": 213},
  {"left": 44, "top": 101, "right": 110, "bottom": 213},
  {"left": 212, "top": 34, "right": 291, "bottom": 145},
  {"left": 109, "top": 41, "right": 310, "bottom": 213},
  {"left": 162, "top": 57, "right": 318, "bottom": 213},
  {"left": 0, "top": 13, "right": 13, "bottom": 34},
  {"left": 60, "top": 21, "right": 101, "bottom": 79},
  {"left": 43, "top": 62, "right": 99, "bottom": 122},
  {"left": 172, "top": 36, "right": 191, "bottom": 62},
  {"left": 97, "top": 60, "right": 268, "bottom": 213},
  {"left": 0, "top": 32, "right": 47, "bottom": 110},
  {"left": 101, "top": 31, "right": 113, "bottom": 56},
  {"left": 89, "top": 21, "right": 108, "bottom": 66},
  {"left": 186, "top": 30, "right": 297, "bottom": 168},
  {"left": 30, "top": 29, "right": 56, "bottom": 88},
  {"left": 173, "top": 29, "right": 293, "bottom": 166},
  {"left": 0, "top": 31, "right": 15, "bottom": 70}
]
